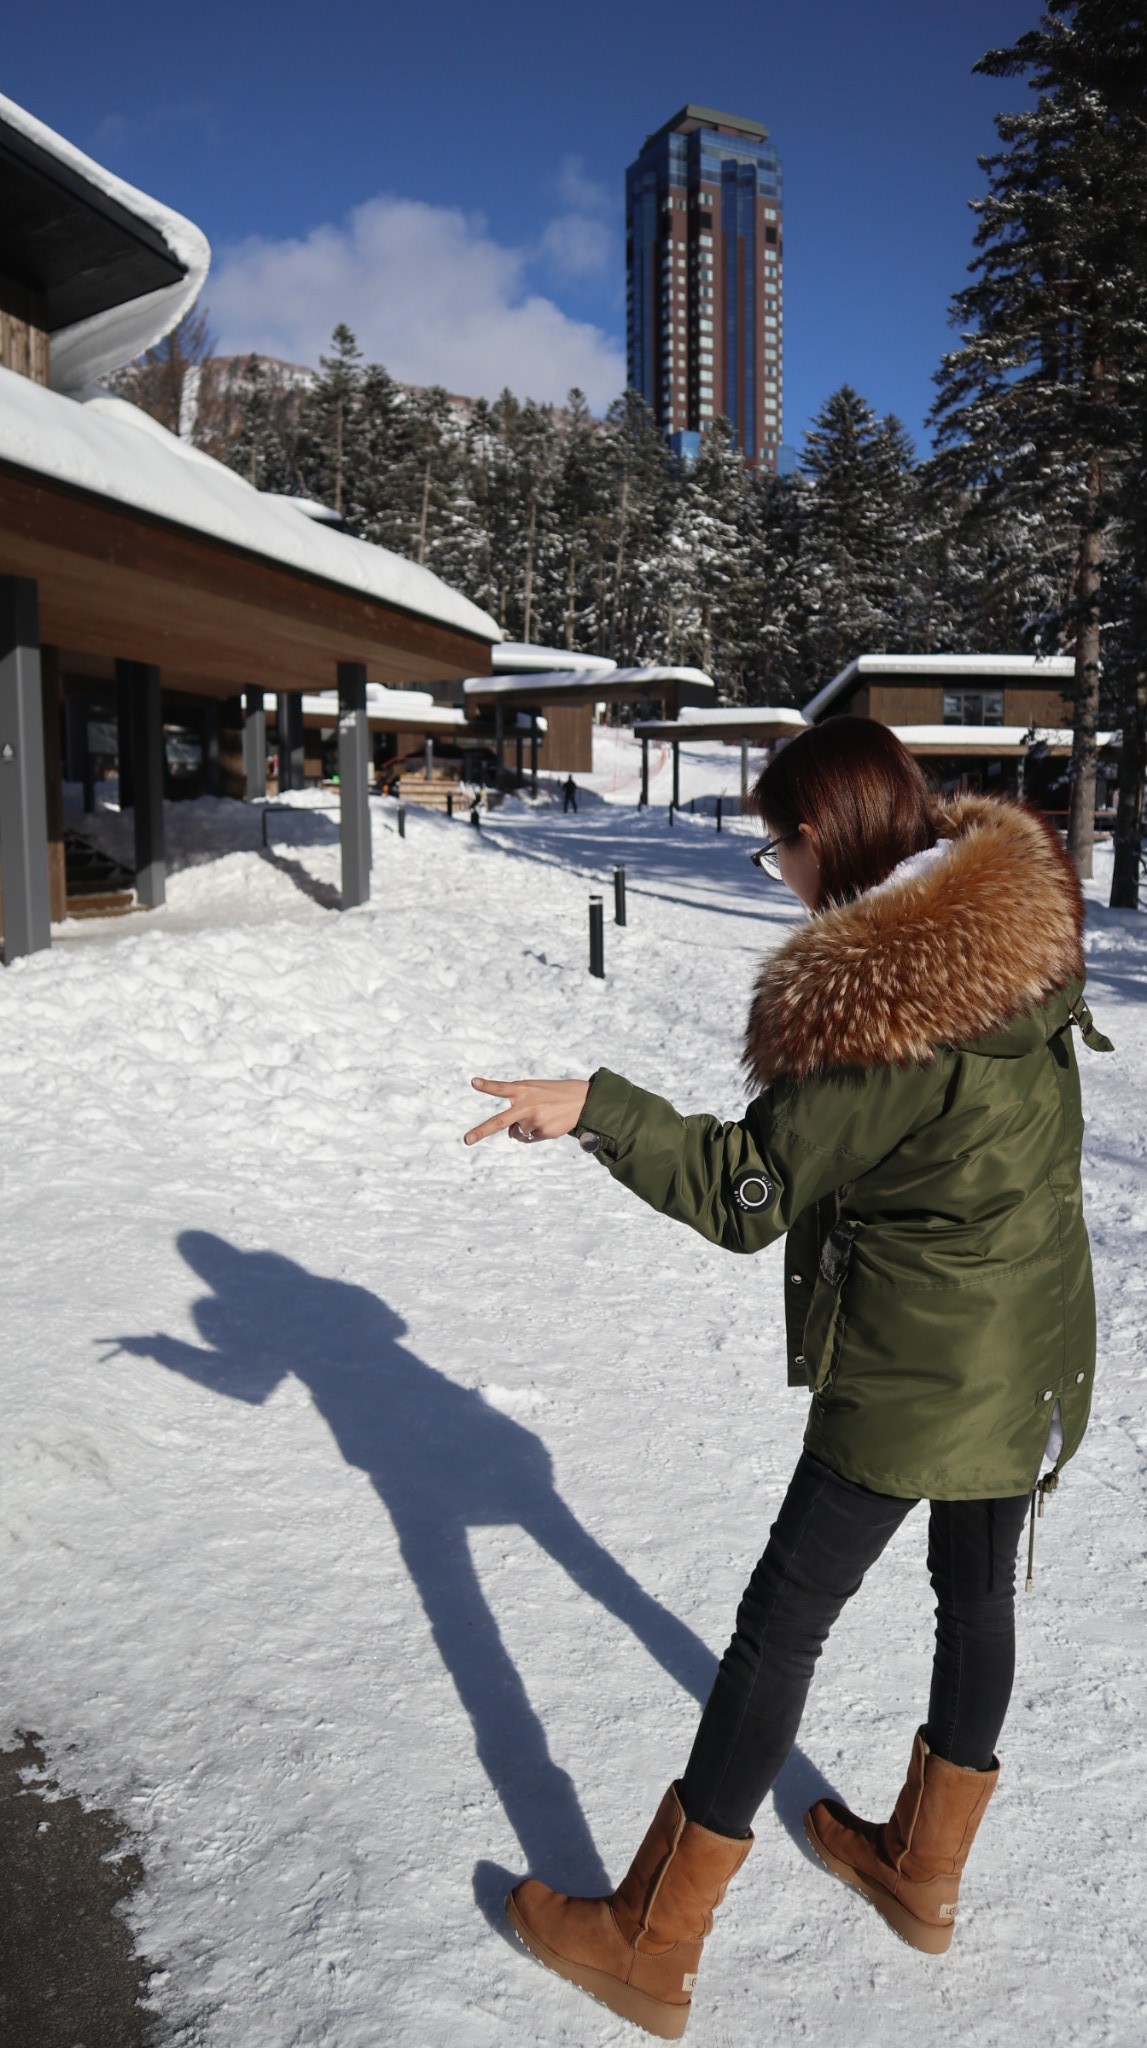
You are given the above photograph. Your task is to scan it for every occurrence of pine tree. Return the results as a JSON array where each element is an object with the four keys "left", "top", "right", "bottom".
[
  {"left": 109, "top": 305, "right": 215, "bottom": 437},
  {"left": 932, "top": 0, "right": 1147, "bottom": 879},
  {"left": 787, "top": 387, "right": 921, "bottom": 692}
]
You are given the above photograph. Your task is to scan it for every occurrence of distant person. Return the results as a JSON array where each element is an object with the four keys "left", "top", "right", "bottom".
[
  {"left": 465, "top": 717, "right": 1110, "bottom": 2038},
  {"left": 561, "top": 775, "right": 578, "bottom": 815}
]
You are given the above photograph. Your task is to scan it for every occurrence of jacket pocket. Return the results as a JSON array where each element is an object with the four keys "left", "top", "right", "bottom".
[{"left": 802, "top": 1221, "right": 857, "bottom": 1397}]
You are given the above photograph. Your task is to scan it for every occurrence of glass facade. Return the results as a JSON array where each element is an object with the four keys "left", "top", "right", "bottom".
[{"left": 626, "top": 106, "right": 783, "bottom": 472}]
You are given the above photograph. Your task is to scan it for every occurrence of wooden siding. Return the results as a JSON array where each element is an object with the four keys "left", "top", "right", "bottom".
[
  {"left": 835, "top": 677, "right": 1071, "bottom": 729},
  {"left": 536, "top": 703, "right": 593, "bottom": 773},
  {"left": 0, "top": 310, "right": 50, "bottom": 386}
]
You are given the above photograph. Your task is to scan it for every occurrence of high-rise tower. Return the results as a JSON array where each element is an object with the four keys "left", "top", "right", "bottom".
[{"left": 626, "top": 105, "right": 783, "bottom": 471}]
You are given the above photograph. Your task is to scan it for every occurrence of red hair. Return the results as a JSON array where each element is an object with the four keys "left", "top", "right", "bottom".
[{"left": 753, "top": 718, "right": 937, "bottom": 911}]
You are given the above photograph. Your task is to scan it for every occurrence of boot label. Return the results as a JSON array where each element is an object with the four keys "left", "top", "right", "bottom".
[
  {"left": 939, "top": 1904, "right": 957, "bottom": 1920},
  {"left": 683, "top": 1973, "right": 699, "bottom": 1991}
]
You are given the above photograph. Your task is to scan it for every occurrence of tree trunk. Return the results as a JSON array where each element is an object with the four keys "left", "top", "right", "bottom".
[
  {"left": 1067, "top": 463, "right": 1103, "bottom": 878},
  {"left": 1110, "top": 643, "right": 1146, "bottom": 910},
  {"left": 417, "top": 458, "right": 432, "bottom": 566},
  {"left": 522, "top": 498, "right": 537, "bottom": 644},
  {"left": 565, "top": 543, "right": 578, "bottom": 649},
  {"left": 610, "top": 474, "right": 630, "bottom": 657}
]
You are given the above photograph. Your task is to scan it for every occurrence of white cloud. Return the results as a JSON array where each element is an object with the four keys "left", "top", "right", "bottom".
[{"left": 207, "top": 193, "right": 625, "bottom": 410}]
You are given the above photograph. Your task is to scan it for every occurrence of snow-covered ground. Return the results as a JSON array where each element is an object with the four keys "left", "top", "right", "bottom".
[{"left": 1, "top": 763, "right": 1144, "bottom": 2048}]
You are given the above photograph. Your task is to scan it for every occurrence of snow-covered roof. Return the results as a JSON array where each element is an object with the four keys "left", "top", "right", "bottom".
[
  {"left": 302, "top": 684, "right": 469, "bottom": 729},
  {"left": 673, "top": 705, "right": 803, "bottom": 729},
  {"left": 492, "top": 643, "right": 616, "bottom": 677},
  {"left": 463, "top": 670, "right": 596, "bottom": 697},
  {"left": 805, "top": 653, "right": 1076, "bottom": 723},
  {"left": 463, "top": 663, "right": 717, "bottom": 700},
  {"left": 0, "top": 371, "right": 502, "bottom": 642},
  {"left": 603, "top": 665, "right": 717, "bottom": 691},
  {"left": 892, "top": 725, "right": 1118, "bottom": 753},
  {"left": 0, "top": 93, "right": 211, "bottom": 395}
]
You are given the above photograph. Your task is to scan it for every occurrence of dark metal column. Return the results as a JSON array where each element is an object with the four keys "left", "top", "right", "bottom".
[
  {"left": 116, "top": 668, "right": 135, "bottom": 810},
  {"left": 278, "top": 691, "right": 305, "bottom": 791},
  {"left": 672, "top": 739, "right": 680, "bottom": 809},
  {"left": 337, "top": 662, "right": 370, "bottom": 909},
  {"left": 529, "top": 712, "right": 539, "bottom": 796},
  {"left": 494, "top": 699, "right": 505, "bottom": 788},
  {"left": 202, "top": 699, "right": 221, "bottom": 798},
  {"left": 640, "top": 737, "right": 649, "bottom": 807},
  {"left": 243, "top": 689, "right": 266, "bottom": 799},
  {"left": 0, "top": 577, "right": 51, "bottom": 962},
  {"left": 65, "top": 693, "right": 94, "bottom": 813},
  {"left": 121, "top": 661, "right": 165, "bottom": 908}
]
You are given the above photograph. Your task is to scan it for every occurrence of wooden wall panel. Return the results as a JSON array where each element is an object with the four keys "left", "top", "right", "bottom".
[{"left": 537, "top": 704, "right": 593, "bottom": 772}]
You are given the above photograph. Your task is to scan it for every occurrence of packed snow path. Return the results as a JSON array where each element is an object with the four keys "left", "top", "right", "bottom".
[{"left": 1, "top": 779, "right": 1144, "bottom": 2047}]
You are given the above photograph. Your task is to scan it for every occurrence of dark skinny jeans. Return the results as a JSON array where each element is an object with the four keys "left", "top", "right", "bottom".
[{"left": 679, "top": 1450, "right": 1032, "bottom": 1840}]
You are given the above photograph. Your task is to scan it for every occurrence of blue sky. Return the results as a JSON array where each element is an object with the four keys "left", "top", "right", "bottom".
[{"left": 10, "top": 0, "right": 1041, "bottom": 457}]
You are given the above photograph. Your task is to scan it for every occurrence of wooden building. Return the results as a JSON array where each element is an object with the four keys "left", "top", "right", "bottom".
[
  {"left": 803, "top": 653, "right": 1118, "bottom": 808},
  {"left": 0, "top": 93, "right": 499, "bottom": 960}
]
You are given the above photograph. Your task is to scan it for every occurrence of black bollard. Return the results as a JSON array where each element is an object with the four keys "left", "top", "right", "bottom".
[
  {"left": 397, "top": 805, "right": 406, "bottom": 839},
  {"left": 668, "top": 801, "right": 675, "bottom": 827},
  {"left": 614, "top": 865, "right": 627, "bottom": 927},
  {"left": 716, "top": 796, "right": 723, "bottom": 834},
  {"left": 470, "top": 802, "right": 481, "bottom": 830},
  {"left": 446, "top": 791, "right": 454, "bottom": 819},
  {"left": 589, "top": 894, "right": 605, "bottom": 978}
]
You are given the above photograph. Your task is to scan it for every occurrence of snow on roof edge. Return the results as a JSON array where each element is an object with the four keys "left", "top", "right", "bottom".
[{"left": 0, "top": 92, "right": 211, "bottom": 394}]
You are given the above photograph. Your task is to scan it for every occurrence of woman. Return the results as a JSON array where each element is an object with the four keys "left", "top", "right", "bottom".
[{"left": 464, "top": 719, "right": 1109, "bottom": 2041}]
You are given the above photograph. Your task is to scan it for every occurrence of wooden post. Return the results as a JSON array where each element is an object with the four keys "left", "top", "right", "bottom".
[{"left": 424, "top": 735, "right": 434, "bottom": 783}]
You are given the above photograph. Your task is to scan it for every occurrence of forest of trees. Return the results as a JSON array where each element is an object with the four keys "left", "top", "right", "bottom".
[{"left": 113, "top": 0, "right": 1147, "bottom": 903}]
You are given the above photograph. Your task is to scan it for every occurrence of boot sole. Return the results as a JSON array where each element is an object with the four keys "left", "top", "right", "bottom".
[
  {"left": 505, "top": 1892, "right": 692, "bottom": 2039},
  {"left": 802, "top": 1812, "right": 954, "bottom": 1955}
]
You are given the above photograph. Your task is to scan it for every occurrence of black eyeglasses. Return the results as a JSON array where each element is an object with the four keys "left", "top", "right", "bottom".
[{"left": 748, "top": 830, "right": 801, "bottom": 879}]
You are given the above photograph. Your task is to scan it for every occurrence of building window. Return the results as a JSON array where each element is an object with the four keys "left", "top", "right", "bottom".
[{"left": 942, "top": 689, "right": 1005, "bottom": 725}]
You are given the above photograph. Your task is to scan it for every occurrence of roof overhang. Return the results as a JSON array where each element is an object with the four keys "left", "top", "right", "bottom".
[
  {"left": 0, "top": 459, "right": 495, "bottom": 695},
  {"left": 635, "top": 709, "right": 804, "bottom": 743},
  {"left": 0, "top": 93, "right": 211, "bottom": 391}
]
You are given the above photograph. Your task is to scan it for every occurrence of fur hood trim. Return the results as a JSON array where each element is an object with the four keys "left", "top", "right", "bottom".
[{"left": 743, "top": 796, "right": 1085, "bottom": 1087}]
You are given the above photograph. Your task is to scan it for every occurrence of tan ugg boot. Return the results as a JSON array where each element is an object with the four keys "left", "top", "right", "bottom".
[
  {"left": 803, "top": 1729, "right": 998, "bottom": 1953},
  {"left": 506, "top": 1785, "right": 752, "bottom": 2039}
]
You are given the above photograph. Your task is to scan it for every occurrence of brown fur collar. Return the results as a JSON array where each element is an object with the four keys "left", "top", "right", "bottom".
[{"left": 743, "top": 796, "right": 1085, "bottom": 1087}]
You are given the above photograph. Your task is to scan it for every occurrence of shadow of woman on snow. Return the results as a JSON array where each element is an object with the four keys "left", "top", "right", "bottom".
[{"left": 112, "top": 1230, "right": 732, "bottom": 1895}]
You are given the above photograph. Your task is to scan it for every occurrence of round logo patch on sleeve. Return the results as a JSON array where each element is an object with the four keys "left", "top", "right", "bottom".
[{"left": 733, "top": 1171, "right": 774, "bottom": 1212}]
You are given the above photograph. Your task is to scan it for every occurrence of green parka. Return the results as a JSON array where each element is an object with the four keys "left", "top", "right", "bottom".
[{"left": 573, "top": 797, "right": 1111, "bottom": 1501}]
